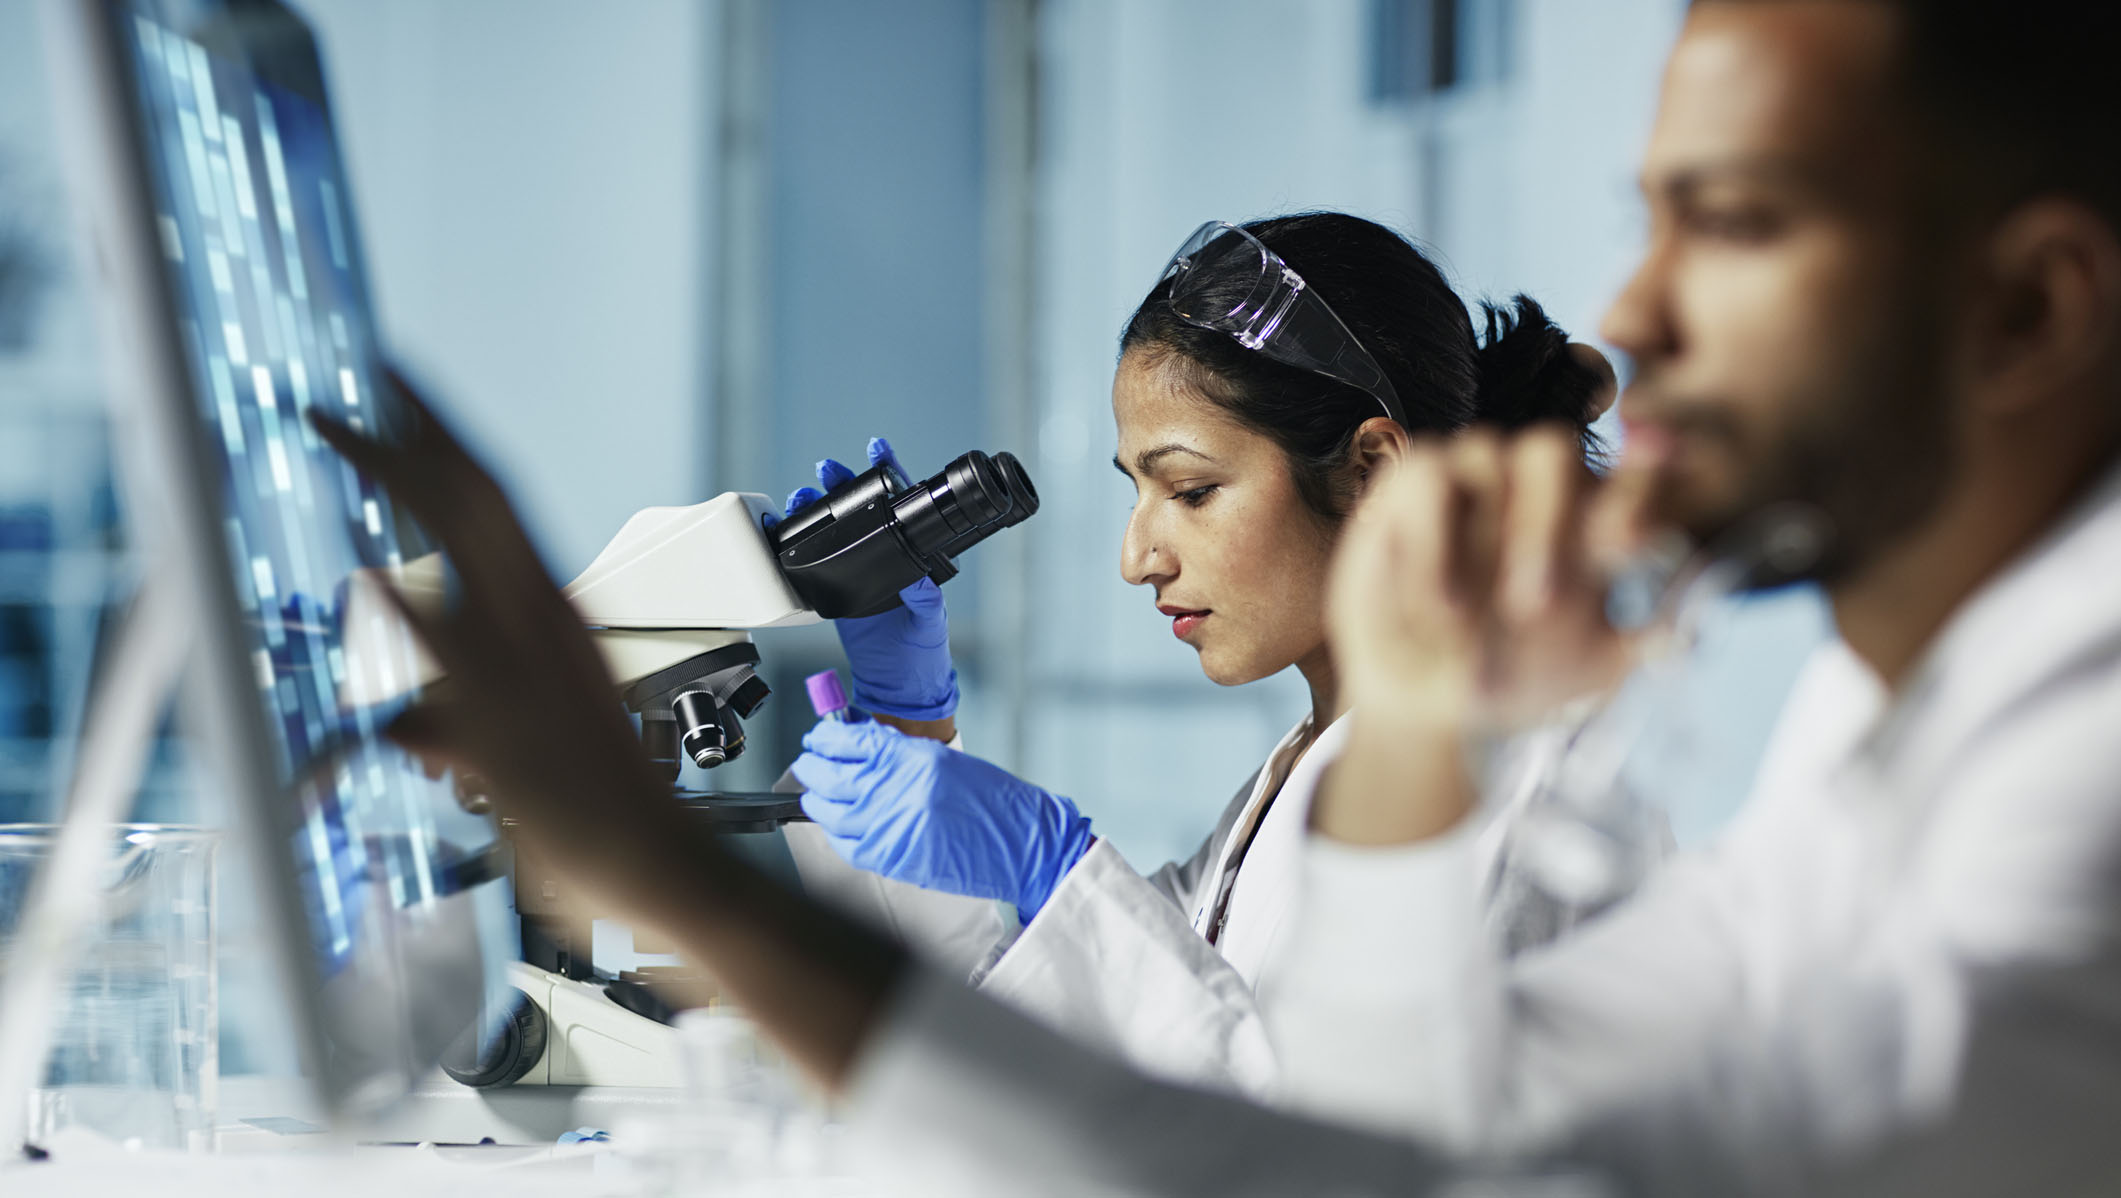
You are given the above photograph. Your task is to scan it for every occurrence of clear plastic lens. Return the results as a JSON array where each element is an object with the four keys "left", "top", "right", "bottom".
[
  {"left": 1166, "top": 225, "right": 1274, "bottom": 328},
  {"left": 1158, "top": 220, "right": 1407, "bottom": 426}
]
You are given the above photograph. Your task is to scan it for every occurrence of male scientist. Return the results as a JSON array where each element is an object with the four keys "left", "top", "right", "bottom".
[{"left": 318, "top": 0, "right": 2121, "bottom": 1193}]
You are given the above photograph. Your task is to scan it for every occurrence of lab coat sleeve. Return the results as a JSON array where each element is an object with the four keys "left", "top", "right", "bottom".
[
  {"left": 1262, "top": 668, "right": 2121, "bottom": 1196},
  {"left": 964, "top": 775, "right": 1277, "bottom": 1093}
]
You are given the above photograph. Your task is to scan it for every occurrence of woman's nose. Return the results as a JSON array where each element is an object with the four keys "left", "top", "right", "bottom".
[{"left": 1120, "top": 503, "right": 1170, "bottom": 588}]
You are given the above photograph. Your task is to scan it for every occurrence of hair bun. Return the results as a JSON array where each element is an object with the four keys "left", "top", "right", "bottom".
[{"left": 1473, "top": 295, "right": 1606, "bottom": 434}]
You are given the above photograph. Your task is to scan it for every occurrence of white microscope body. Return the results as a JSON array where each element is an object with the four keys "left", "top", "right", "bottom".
[{"left": 509, "top": 492, "right": 822, "bottom": 1089}]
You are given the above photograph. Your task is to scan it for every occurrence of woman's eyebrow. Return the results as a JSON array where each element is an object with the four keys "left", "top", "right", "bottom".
[{"left": 1112, "top": 443, "right": 1215, "bottom": 477}]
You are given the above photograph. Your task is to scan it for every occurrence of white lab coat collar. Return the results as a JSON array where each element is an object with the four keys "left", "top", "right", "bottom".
[
  {"left": 1193, "top": 711, "right": 1349, "bottom": 937},
  {"left": 1854, "top": 458, "right": 2121, "bottom": 784}
]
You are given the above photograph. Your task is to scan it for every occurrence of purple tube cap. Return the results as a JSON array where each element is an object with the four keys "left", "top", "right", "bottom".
[{"left": 805, "top": 669, "right": 851, "bottom": 717}]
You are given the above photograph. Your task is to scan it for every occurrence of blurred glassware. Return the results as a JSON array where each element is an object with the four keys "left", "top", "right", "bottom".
[
  {"left": 0, "top": 823, "right": 218, "bottom": 1151},
  {"left": 1505, "top": 505, "right": 1831, "bottom": 912},
  {"left": 606, "top": 1006, "right": 859, "bottom": 1196}
]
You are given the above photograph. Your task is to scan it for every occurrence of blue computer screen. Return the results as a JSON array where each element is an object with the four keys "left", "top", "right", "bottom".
[{"left": 117, "top": 3, "right": 503, "bottom": 981}]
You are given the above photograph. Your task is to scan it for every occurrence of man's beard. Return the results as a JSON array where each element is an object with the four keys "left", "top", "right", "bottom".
[{"left": 1653, "top": 310, "right": 1958, "bottom": 591}]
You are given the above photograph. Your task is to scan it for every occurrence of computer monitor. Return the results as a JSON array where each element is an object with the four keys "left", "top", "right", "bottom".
[{"left": 42, "top": 0, "right": 515, "bottom": 1115}]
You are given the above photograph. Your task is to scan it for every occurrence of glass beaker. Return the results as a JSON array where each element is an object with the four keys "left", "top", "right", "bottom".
[{"left": 0, "top": 823, "right": 219, "bottom": 1151}]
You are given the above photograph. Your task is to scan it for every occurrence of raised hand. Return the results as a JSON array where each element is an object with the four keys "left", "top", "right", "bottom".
[{"left": 1315, "top": 424, "right": 1666, "bottom": 843}]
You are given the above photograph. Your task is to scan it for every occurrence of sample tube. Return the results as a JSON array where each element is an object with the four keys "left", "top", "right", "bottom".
[{"left": 804, "top": 670, "right": 863, "bottom": 723}]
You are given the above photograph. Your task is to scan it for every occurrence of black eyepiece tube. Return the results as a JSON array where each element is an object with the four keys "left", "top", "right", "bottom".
[
  {"left": 933, "top": 451, "right": 1037, "bottom": 562},
  {"left": 771, "top": 448, "right": 1040, "bottom": 619}
]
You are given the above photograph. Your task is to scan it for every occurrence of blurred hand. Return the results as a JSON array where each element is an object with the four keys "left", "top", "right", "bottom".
[
  {"left": 1315, "top": 425, "right": 1665, "bottom": 843},
  {"left": 1329, "top": 425, "right": 1661, "bottom": 733},
  {"left": 773, "top": 437, "right": 960, "bottom": 730},
  {"left": 311, "top": 371, "right": 703, "bottom": 927}
]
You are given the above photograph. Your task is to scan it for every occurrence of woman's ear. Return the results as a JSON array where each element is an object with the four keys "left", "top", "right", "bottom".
[{"left": 1350, "top": 416, "right": 1411, "bottom": 492}]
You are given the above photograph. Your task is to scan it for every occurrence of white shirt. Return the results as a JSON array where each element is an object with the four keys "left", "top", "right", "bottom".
[{"left": 843, "top": 463, "right": 2121, "bottom": 1197}]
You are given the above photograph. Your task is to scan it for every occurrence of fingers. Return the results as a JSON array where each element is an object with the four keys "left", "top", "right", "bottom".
[
  {"left": 789, "top": 754, "right": 886, "bottom": 840},
  {"left": 379, "top": 365, "right": 474, "bottom": 464},
  {"left": 799, "top": 716, "right": 897, "bottom": 761},
  {"left": 1330, "top": 423, "right": 1640, "bottom": 729},
  {"left": 790, "top": 745, "right": 871, "bottom": 794},
  {"left": 896, "top": 576, "right": 948, "bottom": 627},
  {"left": 1499, "top": 427, "right": 1591, "bottom": 619},
  {"left": 1380, "top": 440, "right": 1456, "bottom": 618},
  {"left": 797, "top": 788, "right": 841, "bottom": 822},
  {"left": 309, "top": 408, "right": 493, "bottom": 556},
  {"left": 310, "top": 411, "right": 416, "bottom": 497},
  {"left": 866, "top": 437, "right": 901, "bottom": 476},
  {"left": 1443, "top": 430, "right": 1507, "bottom": 613},
  {"left": 1586, "top": 424, "right": 1676, "bottom": 576},
  {"left": 784, "top": 485, "right": 827, "bottom": 518},
  {"left": 1327, "top": 468, "right": 1411, "bottom": 648},
  {"left": 816, "top": 457, "right": 857, "bottom": 493},
  {"left": 366, "top": 563, "right": 471, "bottom": 678},
  {"left": 313, "top": 400, "right": 557, "bottom": 631},
  {"left": 386, "top": 703, "right": 462, "bottom": 764}
]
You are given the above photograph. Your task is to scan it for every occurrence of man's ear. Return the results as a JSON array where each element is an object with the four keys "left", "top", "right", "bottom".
[
  {"left": 1966, "top": 198, "right": 2121, "bottom": 416},
  {"left": 1350, "top": 416, "right": 1412, "bottom": 489}
]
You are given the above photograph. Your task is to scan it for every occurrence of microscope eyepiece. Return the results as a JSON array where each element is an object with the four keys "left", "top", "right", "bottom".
[{"left": 771, "top": 448, "right": 1040, "bottom": 619}]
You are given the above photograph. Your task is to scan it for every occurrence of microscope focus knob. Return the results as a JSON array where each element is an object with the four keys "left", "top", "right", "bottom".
[{"left": 440, "top": 986, "right": 547, "bottom": 1088}]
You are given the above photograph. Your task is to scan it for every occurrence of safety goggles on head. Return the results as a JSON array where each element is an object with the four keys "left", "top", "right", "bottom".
[{"left": 1157, "top": 220, "right": 1409, "bottom": 428}]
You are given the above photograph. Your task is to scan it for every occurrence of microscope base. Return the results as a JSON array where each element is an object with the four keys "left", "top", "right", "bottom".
[{"left": 505, "top": 961, "right": 683, "bottom": 1088}]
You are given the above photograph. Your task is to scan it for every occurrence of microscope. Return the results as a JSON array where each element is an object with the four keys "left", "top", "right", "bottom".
[{"left": 418, "top": 447, "right": 1040, "bottom": 1090}]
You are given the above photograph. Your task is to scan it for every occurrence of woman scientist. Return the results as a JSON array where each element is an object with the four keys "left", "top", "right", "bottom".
[{"left": 778, "top": 212, "right": 1641, "bottom": 1091}]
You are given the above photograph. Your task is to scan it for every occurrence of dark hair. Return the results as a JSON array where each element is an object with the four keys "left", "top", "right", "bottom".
[
  {"left": 1120, "top": 212, "right": 1606, "bottom": 521},
  {"left": 1694, "top": 1, "right": 2121, "bottom": 231}
]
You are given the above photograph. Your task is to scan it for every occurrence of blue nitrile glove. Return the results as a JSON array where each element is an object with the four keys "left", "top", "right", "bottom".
[
  {"left": 766, "top": 437, "right": 958, "bottom": 721},
  {"left": 790, "top": 718, "right": 1095, "bottom": 920}
]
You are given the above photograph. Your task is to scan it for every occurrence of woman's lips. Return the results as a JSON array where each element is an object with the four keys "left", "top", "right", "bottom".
[{"left": 1160, "top": 607, "right": 1210, "bottom": 640}]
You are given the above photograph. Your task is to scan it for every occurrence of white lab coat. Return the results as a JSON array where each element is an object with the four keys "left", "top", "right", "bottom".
[
  {"left": 965, "top": 714, "right": 1345, "bottom": 1092},
  {"left": 797, "top": 709, "right": 1656, "bottom": 1099},
  {"left": 839, "top": 463, "right": 2121, "bottom": 1197}
]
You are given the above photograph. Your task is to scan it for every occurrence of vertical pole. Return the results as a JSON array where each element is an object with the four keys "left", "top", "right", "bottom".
[
  {"left": 982, "top": 0, "right": 1040, "bottom": 770},
  {"left": 706, "top": 0, "right": 774, "bottom": 500}
]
